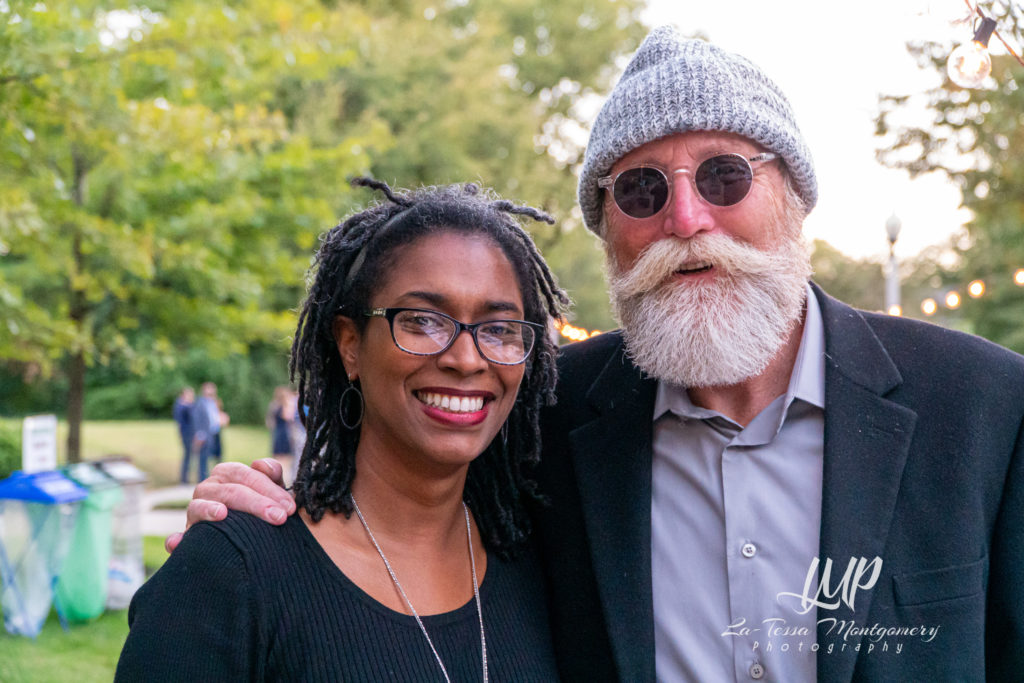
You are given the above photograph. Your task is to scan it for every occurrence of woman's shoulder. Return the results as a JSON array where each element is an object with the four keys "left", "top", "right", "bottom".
[{"left": 195, "top": 510, "right": 308, "bottom": 559}]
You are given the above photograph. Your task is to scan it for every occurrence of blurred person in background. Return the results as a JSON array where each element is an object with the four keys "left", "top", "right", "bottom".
[
  {"left": 266, "top": 386, "right": 297, "bottom": 481},
  {"left": 173, "top": 386, "right": 195, "bottom": 485},
  {"left": 188, "top": 382, "right": 221, "bottom": 483}
]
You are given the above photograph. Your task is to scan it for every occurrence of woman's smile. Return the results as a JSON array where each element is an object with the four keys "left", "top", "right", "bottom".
[{"left": 415, "top": 387, "right": 494, "bottom": 426}]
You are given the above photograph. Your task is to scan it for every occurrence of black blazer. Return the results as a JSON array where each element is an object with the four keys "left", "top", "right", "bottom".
[{"left": 531, "top": 284, "right": 1024, "bottom": 682}]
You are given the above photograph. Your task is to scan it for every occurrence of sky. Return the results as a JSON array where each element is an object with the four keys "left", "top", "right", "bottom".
[{"left": 639, "top": 0, "right": 986, "bottom": 261}]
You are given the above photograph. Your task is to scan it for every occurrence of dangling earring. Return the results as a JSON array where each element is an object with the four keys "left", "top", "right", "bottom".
[{"left": 340, "top": 374, "right": 364, "bottom": 430}]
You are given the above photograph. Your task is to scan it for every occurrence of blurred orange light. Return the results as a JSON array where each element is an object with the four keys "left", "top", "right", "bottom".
[
  {"left": 886, "top": 305, "right": 902, "bottom": 316},
  {"left": 945, "top": 291, "right": 961, "bottom": 309},
  {"left": 558, "top": 322, "right": 599, "bottom": 342},
  {"left": 921, "top": 298, "right": 937, "bottom": 316},
  {"left": 1015, "top": 269, "right": 1024, "bottom": 286},
  {"left": 967, "top": 280, "right": 985, "bottom": 298}
]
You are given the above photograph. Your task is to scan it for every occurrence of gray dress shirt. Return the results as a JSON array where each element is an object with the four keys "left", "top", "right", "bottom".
[{"left": 652, "top": 285, "right": 825, "bottom": 682}]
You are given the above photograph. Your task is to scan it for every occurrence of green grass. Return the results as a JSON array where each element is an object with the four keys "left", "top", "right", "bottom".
[
  {"left": 0, "top": 417, "right": 269, "bottom": 487},
  {"left": 0, "top": 419, "right": 270, "bottom": 681},
  {"left": 70, "top": 420, "right": 271, "bottom": 487},
  {"left": 0, "top": 609, "right": 130, "bottom": 683},
  {"left": 143, "top": 534, "right": 170, "bottom": 576}
]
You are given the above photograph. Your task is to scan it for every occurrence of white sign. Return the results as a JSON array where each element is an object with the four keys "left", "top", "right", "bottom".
[{"left": 22, "top": 414, "right": 58, "bottom": 473}]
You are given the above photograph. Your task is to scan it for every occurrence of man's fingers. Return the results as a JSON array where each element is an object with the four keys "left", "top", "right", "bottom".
[
  {"left": 185, "top": 497, "right": 228, "bottom": 528},
  {"left": 189, "top": 463, "right": 293, "bottom": 525},
  {"left": 250, "top": 457, "right": 286, "bottom": 488},
  {"left": 207, "top": 460, "right": 295, "bottom": 513},
  {"left": 164, "top": 532, "right": 183, "bottom": 554}
]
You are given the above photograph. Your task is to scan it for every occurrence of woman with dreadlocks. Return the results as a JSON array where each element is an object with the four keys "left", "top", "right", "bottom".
[{"left": 116, "top": 178, "right": 568, "bottom": 682}]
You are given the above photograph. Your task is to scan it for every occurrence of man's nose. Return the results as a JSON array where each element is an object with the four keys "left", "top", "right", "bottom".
[{"left": 661, "top": 170, "right": 715, "bottom": 239}]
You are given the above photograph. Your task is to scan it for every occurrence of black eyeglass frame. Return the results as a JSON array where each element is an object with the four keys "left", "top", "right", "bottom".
[
  {"left": 597, "top": 152, "right": 779, "bottom": 217},
  {"left": 364, "top": 307, "right": 545, "bottom": 366}
]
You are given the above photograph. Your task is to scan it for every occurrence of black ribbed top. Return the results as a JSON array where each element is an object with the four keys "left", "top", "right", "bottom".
[{"left": 116, "top": 511, "right": 559, "bottom": 682}]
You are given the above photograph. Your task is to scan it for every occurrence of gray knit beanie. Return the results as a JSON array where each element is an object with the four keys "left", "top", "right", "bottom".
[{"left": 578, "top": 26, "right": 817, "bottom": 236}]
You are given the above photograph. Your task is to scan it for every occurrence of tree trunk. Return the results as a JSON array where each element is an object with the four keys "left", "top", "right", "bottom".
[
  {"left": 66, "top": 151, "right": 88, "bottom": 463},
  {"left": 67, "top": 349, "right": 85, "bottom": 463}
]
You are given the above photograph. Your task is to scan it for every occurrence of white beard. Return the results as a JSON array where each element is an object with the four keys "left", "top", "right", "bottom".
[{"left": 606, "top": 231, "right": 812, "bottom": 388}]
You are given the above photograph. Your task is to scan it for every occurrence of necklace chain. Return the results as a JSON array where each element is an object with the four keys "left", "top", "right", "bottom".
[{"left": 351, "top": 495, "right": 488, "bottom": 683}]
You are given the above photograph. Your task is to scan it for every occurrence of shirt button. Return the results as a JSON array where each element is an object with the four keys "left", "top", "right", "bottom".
[
  {"left": 749, "top": 662, "right": 765, "bottom": 679},
  {"left": 741, "top": 542, "right": 757, "bottom": 558}
]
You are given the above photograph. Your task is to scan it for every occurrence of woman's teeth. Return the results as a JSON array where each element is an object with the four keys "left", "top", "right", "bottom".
[{"left": 417, "top": 392, "right": 485, "bottom": 413}]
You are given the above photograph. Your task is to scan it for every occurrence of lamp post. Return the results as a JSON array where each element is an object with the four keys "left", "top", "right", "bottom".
[{"left": 885, "top": 213, "right": 902, "bottom": 315}]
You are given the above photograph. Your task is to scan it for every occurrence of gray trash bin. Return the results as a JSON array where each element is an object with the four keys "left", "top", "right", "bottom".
[{"left": 96, "top": 458, "right": 149, "bottom": 609}]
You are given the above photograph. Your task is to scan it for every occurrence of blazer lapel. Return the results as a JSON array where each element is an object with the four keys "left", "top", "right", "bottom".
[
  {"left": 568, "top": 338, "right": 658, "bottom": 681},
  {"left": 812, "top": 286, "right": 918, "bottom": 683}
]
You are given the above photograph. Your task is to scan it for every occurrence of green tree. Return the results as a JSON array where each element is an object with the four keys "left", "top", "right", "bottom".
[
  {"left": 875, "top": 1, "right": 1024, "bottom": 351},
  {"left": 811, "top": 239, "right": 887, "bottom": 312}
]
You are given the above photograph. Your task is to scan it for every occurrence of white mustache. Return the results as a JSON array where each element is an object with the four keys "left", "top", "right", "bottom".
[{"left": 609, "top": 233, "right": 799, "bottom": 299}]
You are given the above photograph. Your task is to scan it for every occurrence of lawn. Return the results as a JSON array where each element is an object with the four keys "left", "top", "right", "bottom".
[
  {"left": 0, "top": 419, "right": 271, "bottom": 681},
  {"left": 60, "top": 419, "right": 271, "bottom": 488},
  {"left": 0, "top": 608, "right": 131, "bottom": 683}
]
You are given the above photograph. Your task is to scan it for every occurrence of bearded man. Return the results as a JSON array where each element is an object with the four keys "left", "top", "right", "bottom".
[{"left": 170, "top": 26, "right": 1023, "bottom": 682}]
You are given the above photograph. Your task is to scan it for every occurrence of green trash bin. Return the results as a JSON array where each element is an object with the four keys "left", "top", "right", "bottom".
[{"left": 53, "top": 463, "right": 122, "bottom": 622}]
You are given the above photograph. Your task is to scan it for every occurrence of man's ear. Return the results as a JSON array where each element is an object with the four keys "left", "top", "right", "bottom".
[{"left": 333, "top": 315, "right": 361, "bottom": 380}]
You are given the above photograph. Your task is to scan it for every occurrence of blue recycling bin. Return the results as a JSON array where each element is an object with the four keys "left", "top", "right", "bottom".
[{"left": 0, "top": 470, "right": 88, "bottom": 637}]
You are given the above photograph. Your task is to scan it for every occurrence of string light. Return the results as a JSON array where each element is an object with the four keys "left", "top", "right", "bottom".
[
  {"left": 887, "top": 304, "right": 903, "bottom": 316},
  {"left": 948, "top": 16, "right": 998, "bottom": 88},
  {"left": 904, "top": 269, "right": 1024, "bottom": 318},
  {"left": 949, "top": 1, "right": 1024, "bottom": 89},
  {"left": 556, "top": 320, "right": 601, "bottom": 343}
]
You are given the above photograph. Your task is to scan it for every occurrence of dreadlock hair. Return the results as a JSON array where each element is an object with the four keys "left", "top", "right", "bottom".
[{"left": 290, "top": 177, "right": 569, "bottom": 559}]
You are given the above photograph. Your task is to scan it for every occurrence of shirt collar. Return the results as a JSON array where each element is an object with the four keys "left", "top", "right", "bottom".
[{"left": 653, "top": 283, "right": 826, "bottom": 422}]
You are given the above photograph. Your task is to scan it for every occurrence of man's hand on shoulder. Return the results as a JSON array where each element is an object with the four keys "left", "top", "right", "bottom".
[{"left": 164, "top": 458, "right": 296, "bottom": 553}]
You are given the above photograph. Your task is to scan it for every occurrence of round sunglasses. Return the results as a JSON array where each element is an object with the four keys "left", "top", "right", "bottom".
[{"left": 598, "top": 152, "right": 779, "bottom": 219}]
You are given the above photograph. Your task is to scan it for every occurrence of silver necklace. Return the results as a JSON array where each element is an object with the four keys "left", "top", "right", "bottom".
[{"left": 351, "top": 495, "right": 488, "bottom": 683}]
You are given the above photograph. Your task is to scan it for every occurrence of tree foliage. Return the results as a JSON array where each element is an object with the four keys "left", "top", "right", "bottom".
[
  {"left": 875, "top": 1, "right": 1024, "bottom": 351},
  {"left": 811, "top": 240, "right": 886, "bottom": 312},
  {"left": 0, "top": 0, "right": 645, "bottom": 450}
]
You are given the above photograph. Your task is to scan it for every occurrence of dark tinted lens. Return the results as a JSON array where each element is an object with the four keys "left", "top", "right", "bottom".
[
  {"left": 695, "top": 155, "right": 753, "bottom": 206},
  {"left": 612, "top": 168, "right": 669, "bottom": 218}
]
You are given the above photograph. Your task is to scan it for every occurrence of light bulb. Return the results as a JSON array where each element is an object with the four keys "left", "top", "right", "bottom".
[
  {"left": 948, "top": 42, "right": 992, "bottom": 87},
  {"left": 947, "top": 17, "right": 997, "bottom": 89}
]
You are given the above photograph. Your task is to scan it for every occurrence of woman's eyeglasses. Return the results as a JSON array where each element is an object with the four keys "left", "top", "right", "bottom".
[
  {"left": 598, "top": 152, "right": 778, "bottom": 219},
  {"left": 365, "top": 307, "right": 543, "bottom": 366}
]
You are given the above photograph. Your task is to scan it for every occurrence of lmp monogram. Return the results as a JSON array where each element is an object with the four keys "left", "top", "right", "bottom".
[{"left": 777, "top": 556, "right": 883, "bottom": 615}]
